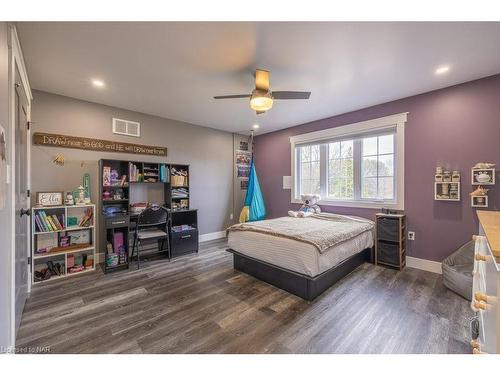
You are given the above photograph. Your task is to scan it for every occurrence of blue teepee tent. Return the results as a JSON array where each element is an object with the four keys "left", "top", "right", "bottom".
[{"left": 239, "top": 156, "right": 266, "bottom": 223}]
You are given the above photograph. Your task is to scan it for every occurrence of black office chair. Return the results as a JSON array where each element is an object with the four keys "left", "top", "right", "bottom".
[{"left": 131, "top": 205, "right": 170, "bottom": 269}]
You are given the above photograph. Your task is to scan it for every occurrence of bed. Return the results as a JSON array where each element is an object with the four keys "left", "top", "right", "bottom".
[{"left": 227, "top": 213, "right": 375, "bottom": 301}]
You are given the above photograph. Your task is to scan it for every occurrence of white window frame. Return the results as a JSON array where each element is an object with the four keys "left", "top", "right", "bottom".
[{"left": 290, "top": 112, "right": 407, "bottom": 210}]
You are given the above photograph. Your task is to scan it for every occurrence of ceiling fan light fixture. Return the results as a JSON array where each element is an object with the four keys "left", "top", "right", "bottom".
[{"left": 250, "top": 89, "right": 273, "bottom": 112}]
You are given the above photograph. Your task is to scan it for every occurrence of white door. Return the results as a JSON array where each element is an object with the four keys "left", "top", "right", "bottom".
[{"left": 14, "top": 65, "right": 30, "bottom": 336}]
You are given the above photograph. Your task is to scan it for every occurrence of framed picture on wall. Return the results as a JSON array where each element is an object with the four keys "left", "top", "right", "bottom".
[
  {"left": 36, "top": 191, "right": 64, "bottom": 207},
  {"left": 471, "top": 168, "right": 495, "bottom": 185}
]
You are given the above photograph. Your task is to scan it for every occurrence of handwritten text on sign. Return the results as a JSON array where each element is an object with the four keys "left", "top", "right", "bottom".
[{"left": 33, "top": 132, "right": 167, "bottom": 157}]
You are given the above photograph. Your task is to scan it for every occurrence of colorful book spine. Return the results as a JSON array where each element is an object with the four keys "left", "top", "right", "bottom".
[
  {"left": 39, "top": 211, "right": 51, "bottom": 231},
  {"left": 38, "top": 212, "right": 50, "bottom": 231},
  {"left": 46, "top": 216, "right": 57, "bottom": 231},
  {"left": 52, "top": 215, "right": 64, "bottom": 230},
  {"left": 34, "top": 215, "right": 44, "bottom": 232},
  {"left": 41, "top": 211, "right": 56, "bottom": 231}
]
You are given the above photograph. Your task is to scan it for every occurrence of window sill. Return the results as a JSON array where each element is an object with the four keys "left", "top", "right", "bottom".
[{"left": 291, "top": 198, "right": 403, "bottom": 210}]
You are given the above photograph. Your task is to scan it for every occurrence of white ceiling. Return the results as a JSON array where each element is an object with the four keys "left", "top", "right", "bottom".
[{"left": 17, "top": 22, "right": 500, "bottom": 134}]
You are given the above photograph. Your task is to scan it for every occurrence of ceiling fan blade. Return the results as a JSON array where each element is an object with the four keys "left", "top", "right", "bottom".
[
  {"left": 272, "top": 91, "right": 311, "bottom": 100},
  {"left": 213, "top": 94, "right": 251, "bottom": 99},
  {"left": 255, "top": 69, "right": 270, "bottom": 91}
]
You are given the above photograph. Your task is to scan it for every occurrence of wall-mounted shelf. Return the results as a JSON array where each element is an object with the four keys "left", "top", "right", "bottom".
[
  {"left": 434, "top": 182, "right": 461, "bottom": 201},
  {"left": 471, "top": 168, "right": 496, "bottom": 185},
  {"left": 471, "top": 195, "right": 488, "bottom": 208}
]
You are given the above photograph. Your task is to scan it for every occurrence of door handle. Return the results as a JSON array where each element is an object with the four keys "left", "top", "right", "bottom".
[{"left": 20, "top": 208, "right": 31, "bottom": 217}]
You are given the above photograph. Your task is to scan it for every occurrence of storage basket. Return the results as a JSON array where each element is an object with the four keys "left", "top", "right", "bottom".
[{"left": 171, "top": 175, "right": 185, "bottom": 186}]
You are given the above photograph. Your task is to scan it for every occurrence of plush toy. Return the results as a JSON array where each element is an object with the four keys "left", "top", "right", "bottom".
[
  {"left": 288, "top": 194, "right": 322, "bottom": 218},
  {"left": 472, "top": 162, "right": 496, "bottom": 169}
]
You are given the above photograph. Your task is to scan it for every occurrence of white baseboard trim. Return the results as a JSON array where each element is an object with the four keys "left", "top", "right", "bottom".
[
  {"left": 199, "top": 230, "right": 227, "bottom": 243},
  {"left": 406, "top": 256, "right": 442, "bottom": 274}
]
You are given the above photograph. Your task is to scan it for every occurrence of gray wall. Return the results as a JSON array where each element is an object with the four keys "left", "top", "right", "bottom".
[
  {"left": 31, "top": 90, "right": 238, "bottom": 255},
  {"left": 0, "top": 22, "right": 12, "bottom": 348}
]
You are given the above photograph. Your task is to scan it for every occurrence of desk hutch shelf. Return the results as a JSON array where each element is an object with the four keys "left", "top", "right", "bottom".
[{"left": 99, "top": 159, "right": 199, "bottom": 273}]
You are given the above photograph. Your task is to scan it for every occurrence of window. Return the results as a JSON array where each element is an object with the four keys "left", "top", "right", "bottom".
[
  {"left": 290, "top": 113, "right": 406, "bottom": 209},
  {"left": 328, "top": 140, "right": 353, "bottom": 199},
  {"left": 298, "top": 144, "right": 321, "bottom": 195},
  {"left": 361, "top": 134, "right": 395, "bottom": 200}
]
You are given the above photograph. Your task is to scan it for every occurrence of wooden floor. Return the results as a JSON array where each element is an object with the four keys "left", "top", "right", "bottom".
[{"left": 17, "top": 239, "right": 472, "bottom": 354}]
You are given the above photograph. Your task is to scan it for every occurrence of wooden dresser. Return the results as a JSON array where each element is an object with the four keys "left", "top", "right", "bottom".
[{"left": 471, "top": 210, "right": 500, "bottom": 354}]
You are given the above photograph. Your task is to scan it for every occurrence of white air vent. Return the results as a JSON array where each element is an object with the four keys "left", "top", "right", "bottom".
[{"left": 112, "top": 118, "right": 141, "bottom": 137}]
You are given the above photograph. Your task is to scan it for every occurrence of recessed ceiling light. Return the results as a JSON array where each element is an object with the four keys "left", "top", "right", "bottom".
[
  {"left": 92, "top": 79, "right": 105, "bottom": 87},
  {"left": 252, "top": 124, "right": 260, "bottom": 130},
  {"left": 435, "top": 65, "right": 450, "bottom": 75}
]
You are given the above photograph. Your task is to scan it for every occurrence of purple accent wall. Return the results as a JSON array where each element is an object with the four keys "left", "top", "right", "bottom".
[{"left": 254, "top": 74, "right": 500, "bottom": 262}]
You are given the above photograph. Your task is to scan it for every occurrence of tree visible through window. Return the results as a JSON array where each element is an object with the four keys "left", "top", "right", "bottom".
[
  {"left": 291, "top": 113, "right": 405, "bottom": 208},
  {"left": 361, "top": 134, "right": 394, "bottom": 200},
  {"left": 295, "top": 133, "right": 396, "bottom": 203},
  {"left": 298, "top": 144, "right": 320, "bottom": 195},
  {"left": 328, "top": 140, "right": 353, "bottom": 199}
]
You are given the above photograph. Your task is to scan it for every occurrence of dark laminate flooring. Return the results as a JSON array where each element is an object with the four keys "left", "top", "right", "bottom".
[{"left": 17, "top": 239, "right": 472, "bottom": 354}]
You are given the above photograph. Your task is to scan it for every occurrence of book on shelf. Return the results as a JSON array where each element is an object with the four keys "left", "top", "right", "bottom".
[
  {"left": 34, "top": 210, "right": 66, "bottom": 232},
  {"left": 46, "top": 216, "right": 58, "bottom": 231},
  {"left": 51, "top": 214, "right": 64, "bottom": 230},
  {"left": 37, "top": 211, "right": 54, "bottom": 231},
  {"left": 35, "top": 235, "right": 58, "bottom": 254},
  {"left": 37, "top": 211, "right": 50, "bottom": 231},
  {"left": 159, "top": 164, "right": 166, "bottom": 182},
  {"left": 78, "top": 208, "right": 93, "bottom": 227},
  {"left": 34, "top": 215, "right": 45, "bottom": 232},
  {"left": 103, "top": 166, "right": 111, "bottom": 186},
  {"left": 129, "top": 163, "right": 141, "bottom": 182}
]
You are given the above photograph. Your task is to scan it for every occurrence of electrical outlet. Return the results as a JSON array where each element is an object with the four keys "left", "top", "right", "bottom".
[
  {"left": 230, "top": 213, "right": 234, "bottom": 220},
  {"left": 408, "top": 231, "right": 415, "bottom": 241}
]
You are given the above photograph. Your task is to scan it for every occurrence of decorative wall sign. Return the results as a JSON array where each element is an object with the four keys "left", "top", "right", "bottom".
[
  {"left": 33, "top": 132, "right": 167, "bottom": 157},
  {"left": 36, "top": 191, "right": 64, "bottom": 207}
]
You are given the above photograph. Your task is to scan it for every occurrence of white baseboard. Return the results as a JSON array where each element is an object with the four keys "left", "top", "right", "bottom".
[
  {"left": 199, "top": 230, "right": 227, "bottom": 243},
  {"left": 406, "top": 256, "right": 442, "bottom": 274}
]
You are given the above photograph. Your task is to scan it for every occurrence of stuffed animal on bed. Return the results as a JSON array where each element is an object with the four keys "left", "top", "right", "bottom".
[{"left": 288, "top": 194, "right": 322, "bottom": 218}]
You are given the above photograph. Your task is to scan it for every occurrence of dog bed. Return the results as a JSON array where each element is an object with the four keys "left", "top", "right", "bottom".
[{"left": 442, "top": 240, "right": 474, "bottom": 301}]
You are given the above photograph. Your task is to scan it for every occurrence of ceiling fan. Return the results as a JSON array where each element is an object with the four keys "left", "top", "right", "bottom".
[{"left": 213, "top": 69, "right": 311, "bottom": 114}]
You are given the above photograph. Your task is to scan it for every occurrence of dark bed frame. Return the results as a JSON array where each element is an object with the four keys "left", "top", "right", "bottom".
[{"left": 227, "top": 247, "right": 374, "bottom": 301}]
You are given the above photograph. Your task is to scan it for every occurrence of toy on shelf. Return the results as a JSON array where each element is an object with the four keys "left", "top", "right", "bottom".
[
  {"left": 65, "top": 192, "right": 74, "bottom": 206},
  {"left": 470, "top": 185, "right": 490, "bottom": 208},
  {"left": 472, "top": 162, "right": 496, "bottom": 170}
]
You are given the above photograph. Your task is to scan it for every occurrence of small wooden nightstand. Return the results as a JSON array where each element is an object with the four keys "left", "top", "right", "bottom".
[{"left": 375, "top": 213, "right": 406, "bottom": 270}]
